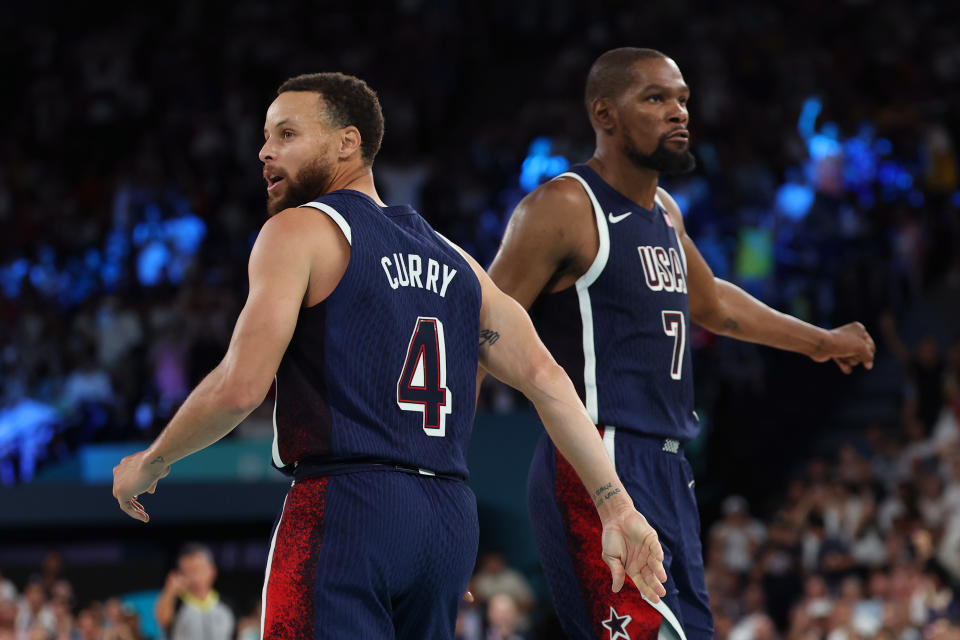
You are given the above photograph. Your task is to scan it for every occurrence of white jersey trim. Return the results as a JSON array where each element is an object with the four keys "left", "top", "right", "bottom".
[
  {"left": 646, "top": 594, "right": 689, "bottom": 640},
  {"left": 557, "top": 171, "right": 610, "bottom": 424},
  {"left": 260, "top": 492, "right": 289, "bottom": 638},
  {"left": 271, "top": 375, "right": 283, "bottom": 468},
  {"left": 300, "top": 201, "right": 352, "bottom": 245},
  {"left": 602, "top": 425, "right": 616, "bottom": 466}
]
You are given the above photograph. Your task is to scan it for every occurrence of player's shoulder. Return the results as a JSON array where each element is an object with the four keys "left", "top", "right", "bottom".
[
  {"left": 655, "top": 186, "right": 686, "bottom": 233},
  {"left": 510, "top": 174, "right": 592, "bottom": 232},
  {"left": 257, "top": 206, "right": 348, "bottom": 249}
]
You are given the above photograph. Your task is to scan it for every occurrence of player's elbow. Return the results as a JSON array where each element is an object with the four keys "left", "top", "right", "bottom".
[
  {"left": 215, "top": 374, "right": 270, "bottom": 414},
  {"left": 523, "top": 355, "right": 568, "bottom": 403}
]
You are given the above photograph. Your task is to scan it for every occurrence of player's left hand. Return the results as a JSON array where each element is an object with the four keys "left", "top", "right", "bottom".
[
  {"left": 112, "top": 451, "right": 170, "bottom": 522},
  {"left": 811, "top": 322, "right": 876, "bottom": 373},
  {"left": 600, "top": 508, "right": 668, "bottom": 601}
]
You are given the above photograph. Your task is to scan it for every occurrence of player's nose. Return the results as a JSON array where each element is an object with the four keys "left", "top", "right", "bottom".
[
  {"left": 258, "top": 138, "right": 275, "bottom": 163},
  {"left": 668, "top": 106, "right": 688, "bottom": 125}
]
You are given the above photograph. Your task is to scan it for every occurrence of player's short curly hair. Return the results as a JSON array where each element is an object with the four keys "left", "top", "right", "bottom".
[
  {"left": 585, "top": 47, "right": 667, "bottom": 120},
  {"left": 278, "top": 72, "right": 385, "bottom": 165}
]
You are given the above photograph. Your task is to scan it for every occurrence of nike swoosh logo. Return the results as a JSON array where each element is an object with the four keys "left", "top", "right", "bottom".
[{"left": 608, "top": 211, "right": 633, "bottom": 224}]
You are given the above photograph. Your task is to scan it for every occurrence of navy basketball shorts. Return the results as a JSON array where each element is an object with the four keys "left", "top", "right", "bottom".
[
  {"left": 260, "top": 470, "right": 479, "bottom": 639},
  {"left": 527, "top": 427, "right": 713, "bottom": 640}
]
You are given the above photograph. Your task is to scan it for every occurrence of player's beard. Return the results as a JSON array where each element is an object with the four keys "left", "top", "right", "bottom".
[
  {"left": 266, "top": 155, "right": 336, "bottom": 216},
  {"left": 623, "top": 130, "right": 697, "bottom": 176}
]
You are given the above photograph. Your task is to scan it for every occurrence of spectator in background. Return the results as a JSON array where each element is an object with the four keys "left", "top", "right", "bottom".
[
  {"left": 0, "top": 567, "right": 15, "bottom": 603},
  {"left": 485, "top": 593, "right": 526, "bottom": 640},
  {"left": 154, "top": 544, "right": 233, "bottom": 640},
  {"left": 15, "top": 581, "right": 54, "bottom": 637},
  {"left": 471, "top": 552, "right": 534, "bottom": 631},
  {"left": 711, "top": 495, "right": 768, "bottom": 575}
]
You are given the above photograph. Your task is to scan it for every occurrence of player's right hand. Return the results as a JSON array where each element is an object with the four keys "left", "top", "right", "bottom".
[{"left": 600, "top": 508, "right": 668, "bottom": 601}]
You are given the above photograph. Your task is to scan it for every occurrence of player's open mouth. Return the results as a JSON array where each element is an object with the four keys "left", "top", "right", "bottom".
[{"left": 266, "top": 175, "right": 285, "bottom": 191}]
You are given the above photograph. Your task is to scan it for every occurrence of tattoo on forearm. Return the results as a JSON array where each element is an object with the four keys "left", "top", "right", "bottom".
[
  {"left": 479, "top": 329, "right": 500, "bottom": 346},
  {"left": 593, "top": 483, "right": 621, "bottom": 507},
  {"left": 150, "top": 456, "right": 166, "bottom": 465},
  {"left": 814, "top": 338, "right": 825, "bottom": 353},
  {"left": 723, "top": 317, "right": 739, "bottom": 332}
]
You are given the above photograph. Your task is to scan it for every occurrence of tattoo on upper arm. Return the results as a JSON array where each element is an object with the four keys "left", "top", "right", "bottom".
[
  {"left": 150, "top": 456, "right": 166, "bottom": 466},
  {"left": 479, "top": 329, "right": 500, "bottom": 346},
  {"left": 723, "top": 317, "right": 739, "bottom": 332}
]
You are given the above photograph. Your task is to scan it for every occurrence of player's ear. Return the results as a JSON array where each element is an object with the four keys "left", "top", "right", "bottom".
[
  {"left": 339, "top": 126, "right": 362, "bottom": 160},
  {"left": 591, "top": 98, "right": 617, "bottom": 134}
]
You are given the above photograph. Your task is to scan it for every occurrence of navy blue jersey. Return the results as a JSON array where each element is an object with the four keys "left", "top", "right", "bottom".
[
  {"left": 528, "top": 164, "right": 698, "bottom": 440},
  {"left": 270, "top": 190, "right": 481, "bottom": 479}
]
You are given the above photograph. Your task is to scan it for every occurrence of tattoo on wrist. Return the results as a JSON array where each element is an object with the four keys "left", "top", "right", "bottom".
[
  {"left": 150, "top": 456, "right": 166, "bottom": 465},
  {"left": 479, "top": 329, "right": 500, "bottom": 346},
  {"left": 723, "top": 317, "right": 739, "bottom": 332},
  {"left": 593, "top": 483, "right": 621, "bottom": 507}
]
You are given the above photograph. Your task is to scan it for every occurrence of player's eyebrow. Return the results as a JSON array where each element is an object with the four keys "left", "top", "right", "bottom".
[
  {"left": 642, "top": 84, "right": 691, "bottom": 94},
  {"left": 263, "top": 118, "right": 290, "bottom": 136}
]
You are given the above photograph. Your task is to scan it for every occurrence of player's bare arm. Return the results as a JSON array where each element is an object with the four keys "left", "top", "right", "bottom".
[
  {"left": 112, "top": 208, "right": 349, "bottom": 522},
  {"left": 657, "top": 187, "right": 876, "bottom": 373},
  {"left": 475, "top": 177, "right": 596, "bottom": 397},
  {"left": 455, "top": 244, "right": 668, "bottom": 600}
]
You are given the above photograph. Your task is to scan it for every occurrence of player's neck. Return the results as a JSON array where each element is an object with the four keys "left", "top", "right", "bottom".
[
  {"left": 327, "top": 165, "right": 386, "bottom": 206},
  {"left": 586, "top": 152, "right": 659, "bottom": 210}
]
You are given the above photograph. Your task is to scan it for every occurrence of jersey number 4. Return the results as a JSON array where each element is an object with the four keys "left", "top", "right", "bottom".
[
  {"left": 662, "top": 310, "right": 686, "bottom": 380},
  {"left": 397, "top": 317, "right": 452, "bottom": 437}
]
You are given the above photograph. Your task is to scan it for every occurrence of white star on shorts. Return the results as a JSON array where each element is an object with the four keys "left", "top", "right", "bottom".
[{"left": 601, "top": 606, "right": 632, "bottom": 640}]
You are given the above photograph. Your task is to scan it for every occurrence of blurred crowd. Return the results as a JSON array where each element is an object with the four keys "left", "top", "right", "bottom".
[
  {"left": 2, "top": 0, "right": 960, "bottom": 638},
  {"left": 2, "top": 0, "right": 959, "bottom": 481}
]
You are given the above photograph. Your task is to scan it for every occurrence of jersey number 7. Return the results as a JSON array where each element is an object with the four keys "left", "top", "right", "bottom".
[
  {"left": 397, "top": 317, "right": 452, "bottom": 437},
  {"left": 662, "top": 310, "right": 686, "bottom": 380}
]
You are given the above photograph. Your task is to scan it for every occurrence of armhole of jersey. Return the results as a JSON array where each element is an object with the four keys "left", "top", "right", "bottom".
[
  {"left": 655, "top": 191, "right": 687, "bottom": 273},
  {"left": 434, "top": 230, "right": 482, "bottom": 291},
  {"left": 557, "top": 172, "right": 610, "bottom": 287},
  {"left": 300, "top": 201, "right": 353, "bottom": 245},
  {"left": 555, "top": 171, "right": 609, "bottom": 424}
]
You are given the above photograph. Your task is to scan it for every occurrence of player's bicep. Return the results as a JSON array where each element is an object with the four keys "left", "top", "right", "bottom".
[
  {"left": 448, "top": 241, "right": 555, "bottom": 393},
  {"left": 488, "top": 181, "right": 585, "bottom": 309},
  {"left": 218, "top": 212, "right": 331, "bottom": 402},
  {"left": 477, "top": 285, "right": 555, "bottom": 395}
]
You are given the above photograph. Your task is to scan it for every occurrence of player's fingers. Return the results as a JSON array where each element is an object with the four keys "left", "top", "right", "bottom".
[
  {"left": 119, "top": 499, "right": 147, "bottom": 522},
  {"left": 147, "top": 479, "right": 159, "bottom": 494},
  {"left": 603, "top": 553, "right": 626, "bottom": 593},
  {"left": 834, "top": 358, "right": 852, "bottom": 374},
  {"left": 647, "top": 552, "right": 668, "bottom": 583},
  {"left": 628, "top": 566, "right": 662, "bottom": 603},
  {"left": 462, "top": 591, "right": 474, "bottom": 603},
  {"left": 159, "top": 465, "right": 171, "bottom": 479}
]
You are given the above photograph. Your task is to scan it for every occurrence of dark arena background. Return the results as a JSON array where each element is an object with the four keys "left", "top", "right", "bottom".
[{"left": 2, "top": 1, "right": 959, "bottom": 638}]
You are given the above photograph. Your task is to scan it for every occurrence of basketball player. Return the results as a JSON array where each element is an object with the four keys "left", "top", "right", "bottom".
[
  {"left": 112, "top": 72, "right": 667, "bottom": 639},
  {"left": 481, "top": 48, "right": 876, "bottom": 640}
]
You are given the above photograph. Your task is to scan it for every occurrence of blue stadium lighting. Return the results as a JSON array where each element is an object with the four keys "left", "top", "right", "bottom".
[
  {"left": 953, "top": 191, "right": 960, "bottom": 208},
  {"left": 520, "top": 137, "right": 569, "bottom": 193},
  {"left": 672, "top": 192, "right": 691, "bottom": 215},
  {"left": 797, "top": 96, "right": 822, "bottom": 140},
  {"left": 165, "top": 214, "right": 207, "bottom": 254},
  {"left": 908, "top": 190, "right": 925, "bottom": 207},
  {"left": 136, "top": 242, "right": 171, "bottom": 286},
  {"left": 874, "top": 138, "right": 893, "bottom": 156},
  {"left": 775, "top": 183, "right": 815, "bottom": 221}
]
